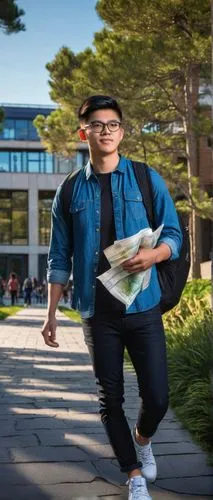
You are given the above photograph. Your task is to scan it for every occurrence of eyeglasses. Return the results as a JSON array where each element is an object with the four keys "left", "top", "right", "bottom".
[{"left": 82, "top": 120, "right": 122, "bottom": 134}]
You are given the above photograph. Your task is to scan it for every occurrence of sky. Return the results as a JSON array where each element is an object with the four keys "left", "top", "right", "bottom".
[{"left": 0, "top": 0, "right": 103, "bottom": 105}]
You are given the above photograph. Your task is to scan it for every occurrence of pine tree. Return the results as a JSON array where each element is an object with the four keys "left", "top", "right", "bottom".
[
  {"left": 96, "top": 0, "right": 212, "bottom": 277},
  {"left": 35, "top": 1, "right": 212, "bottom": 277},
  {"left": 0, "top": 0, "right": 25, "bottom": 34}
]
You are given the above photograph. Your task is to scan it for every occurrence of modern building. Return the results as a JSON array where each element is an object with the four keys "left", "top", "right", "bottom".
[{"left": 0, "top": 104, "right": 89, "bottom": 285}]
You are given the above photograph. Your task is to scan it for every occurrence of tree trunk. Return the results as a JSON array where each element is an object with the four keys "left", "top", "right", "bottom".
[{"left": 183, "top": 63, "right": 201, "bottom": 278}]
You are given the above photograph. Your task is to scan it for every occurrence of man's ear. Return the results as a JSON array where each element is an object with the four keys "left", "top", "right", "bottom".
[{"left": 78, "top": 128, "right": 87, "bottom": 141}]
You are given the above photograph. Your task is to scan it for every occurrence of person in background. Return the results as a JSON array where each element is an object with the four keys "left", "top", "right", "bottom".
[
  {"left": 7, "top": 272, "right": 19, "bottom": 306},
  {"left": 23, "top": 276, "right": 33, "bottom": 307}
]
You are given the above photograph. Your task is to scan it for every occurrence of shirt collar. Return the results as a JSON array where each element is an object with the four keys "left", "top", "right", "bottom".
[{"left": 84, "top": 155, "right": 127, "bottom": 180}]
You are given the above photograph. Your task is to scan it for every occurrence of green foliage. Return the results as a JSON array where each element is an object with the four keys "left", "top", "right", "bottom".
[
  {"left": 163, "top": 279, "right": 211, "bottom": 333},
  {"left": 162, "top": 279, "right": 213, "bottom": 455},
  {"left": 0, "top": 306, "right": 22, "bottom": 320},
  {"left": 34, "top": 0, "right": 212, "bottom": 223},
  {"left": 0, "top": 0, "right": 25, "bottom": 34},
  {"left": 182, "top": 279, "right": 211, "bottom": 298},
  {"left": 166, "top": 313, "right": 213, "bottom": 454},
  {"left": 34, "top": 108, "right": 79, "bottom": 156}
]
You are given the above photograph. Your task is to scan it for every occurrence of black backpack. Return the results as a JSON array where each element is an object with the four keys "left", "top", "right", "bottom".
[
  {"left": 132, "top": 161, "right": 191, "bottom": 313},
  {"left": 60, "top": 162, "right": 191, "bottom": 314}
]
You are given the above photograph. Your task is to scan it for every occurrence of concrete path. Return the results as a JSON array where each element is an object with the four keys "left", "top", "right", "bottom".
[{"left": 0, "top": 307, "right": 212, "bottom": 500}]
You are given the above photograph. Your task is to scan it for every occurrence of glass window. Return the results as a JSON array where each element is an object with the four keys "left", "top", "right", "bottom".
[
  {"left": 1, "top": 119, "right": 15, "bottom": 139},
  {"left": 28, "top": 152, "right": 40, "bottom": 173},
  {"left": 40, "top": 152, "right": 45, "bottom": 173},
  {"left": 15, "top": 120, "right": 28, "bottom": 140},
  {"left": 28, "top": 120, "right": 39, "bottom": 141},
  {"left": 0, "top": 151, "right": 10, "bottom": 172},
  {"left": 45, "top": 152, "right": 54, "bottom": 173},
  {"left": 0, "top": 254, "right": 28, "bottom": 284},
  {"left": 39, "top": 254, "right": 48, "bottom": 283},
  {"left": 39, "top": 191, "right": 55, "bottom": 245},
  {"left": 0, "top": 208, "right": 11, "bottom": 244},
  {"left": 11, "top": 152, "right": 22, "bottom": 172},
  {"left": 57, "top": 155, "right": 78, "bottom": 174},
  {"left": 0, "top": 190, "right": 28, "bottom": 245},
  {"left": 22, "top": 151, "right": 28, "bottom": 172},
  {"left": 12, "top": 191, "right": 28, "bottom": 210},
  {"left": 12, "top": 210, "right": 28, "bottom": 244},
  {"left": 0, "top": 191, "right": 11, "bottom": 244}
]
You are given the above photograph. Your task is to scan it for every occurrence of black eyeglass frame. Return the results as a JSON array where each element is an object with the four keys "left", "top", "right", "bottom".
[{"left": 81, "top": 120, "right": 122, "bottom": 133}]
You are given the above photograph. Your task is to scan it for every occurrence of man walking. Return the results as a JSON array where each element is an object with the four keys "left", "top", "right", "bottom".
[{"left": 41, "top": 95, "right": 182, "bottom": 499}]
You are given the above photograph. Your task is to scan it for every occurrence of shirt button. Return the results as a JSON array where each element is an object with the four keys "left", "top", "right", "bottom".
[
  {"left": 96, "top": 227, "right": 100, "bottom": 232},
  {"left": 95, "top": 251, "right": 98, "bottom": 255},
  {"left": 96, "top": 210, "right": 99, "bottom": 214},
  {"left": 92, "top": 285, "right": 95, "bottom": 288}
]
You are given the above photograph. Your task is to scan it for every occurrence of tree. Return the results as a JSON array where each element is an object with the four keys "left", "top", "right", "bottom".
[
  {"left": 0, "top": 0, "right": 25, "bottom": 126},
  {"left": 0, "top": 0, "right": 25, "bottom": 34},
  {"left": 34, "top": 1, "right": 212, "bottom": 277},
  {"left": 96, "top": 0, "right": 212, "bottom": 277}
]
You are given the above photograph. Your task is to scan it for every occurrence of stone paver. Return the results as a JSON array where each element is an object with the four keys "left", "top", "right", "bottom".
[{"left": 0, "top": 307, "right": 212, "bottom": 499}]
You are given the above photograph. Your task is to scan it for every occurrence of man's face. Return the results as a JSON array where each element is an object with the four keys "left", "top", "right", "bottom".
[{"left": 79, "top": 109, "right": 124, "bottom": 155}]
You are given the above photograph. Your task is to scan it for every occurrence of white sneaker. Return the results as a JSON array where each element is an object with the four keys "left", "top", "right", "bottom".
[
  {"left": 128, "top": 475, "right": 152, "bottom": 500},
  {"left": 132, "top": 425, "right": 157, "bottom": 483}
]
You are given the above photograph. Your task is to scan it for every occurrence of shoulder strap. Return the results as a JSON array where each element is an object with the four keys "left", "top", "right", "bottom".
[
  {"left": 131, "top": 161, "right": 155, "bottom": 228},
  {"left": 60, "top": 168, "right": 81, "bottom": 225}
]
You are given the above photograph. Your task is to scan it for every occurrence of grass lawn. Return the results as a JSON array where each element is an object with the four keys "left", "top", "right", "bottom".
[
  {"left": 0, "top": 306, "right": 23, "bottom": 320},
  {"left": 58, "top": 306, "right": 82, "bottom": 323}
]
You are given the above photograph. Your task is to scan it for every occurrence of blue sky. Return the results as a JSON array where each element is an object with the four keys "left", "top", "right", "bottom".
[{"left": 0, "top": 0, "right": 103, "bottom": 105}]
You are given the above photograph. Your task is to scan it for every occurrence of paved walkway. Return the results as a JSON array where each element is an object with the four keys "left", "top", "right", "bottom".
[{"left": 0, "top": 307, "right": 212, "bottom": 500}]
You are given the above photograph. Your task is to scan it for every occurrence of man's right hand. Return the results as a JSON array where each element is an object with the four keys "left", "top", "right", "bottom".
[{"left": 41, "top": 315, "right": 59, "bottom": 348}]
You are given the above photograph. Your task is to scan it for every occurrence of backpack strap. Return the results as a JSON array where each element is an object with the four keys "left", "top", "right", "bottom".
[
  {"left": 131, "top": 161, "right": 155, "bottom": 229},
  {"left": 60, "top": 168, "right": 81, "bottom": 225}
]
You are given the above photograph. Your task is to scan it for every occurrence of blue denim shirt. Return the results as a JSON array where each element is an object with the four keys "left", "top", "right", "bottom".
[{"left": 47, "top": 156, "right": 182, "bottom": 318}]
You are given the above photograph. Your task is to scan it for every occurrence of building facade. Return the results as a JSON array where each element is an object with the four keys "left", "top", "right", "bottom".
[{"left": 0, "top": 104, "right": 89, "bottom": 285}]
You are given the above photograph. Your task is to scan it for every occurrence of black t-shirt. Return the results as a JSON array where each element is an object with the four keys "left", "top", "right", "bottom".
[{"left": 94, "top": 172, "right": 125, "bottom": 315}]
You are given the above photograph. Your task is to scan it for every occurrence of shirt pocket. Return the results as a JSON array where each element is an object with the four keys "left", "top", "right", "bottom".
[
  {"left": 70, "top": 200, "right": 93, "bottom": 232},
  {"left": 123, "top": 191, "right": 144, "bottom": 220},
  {"left": 70, "top": 201, "right": 86, "bottom": 214}
]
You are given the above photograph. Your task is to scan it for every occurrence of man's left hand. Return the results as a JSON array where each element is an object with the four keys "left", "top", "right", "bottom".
[{"left": 122, "top": 248, "right": 157, "bottom": 273}]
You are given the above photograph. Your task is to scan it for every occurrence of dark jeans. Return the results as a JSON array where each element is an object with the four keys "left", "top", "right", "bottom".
[
  {"left": 24, "top": 290, "right": 32, "bottom": 305},
  {"left": 82, "top": 305, "right": 169, "bottom": 473},
  {"left": 10, "top": 291, "right": 17, "bottom": 306}
]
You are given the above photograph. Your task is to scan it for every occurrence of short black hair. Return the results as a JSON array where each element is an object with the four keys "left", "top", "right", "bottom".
[{"left": 78, "top": 95, "right": 122, "bottom": 122}]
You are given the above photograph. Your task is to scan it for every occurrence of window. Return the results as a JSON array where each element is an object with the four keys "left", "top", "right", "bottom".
[
  {"left": 0, "top": 119, "right": 15, "bottom": 139},
  {"left": 39, "top": 254, "right": 48, "bottom": 282},
  {"left": 0, "top": 150, "right": 83, "bottom": 173},
  {"left": 0, "top": 190, "right": 28, "bottom": 245},
  {"left": 45, "top": 152, "right": 54, "bottom": 173},
  {"left": 0, "top": 152, "right": 9, "bottom": 172},
  {"left": 11, "top": 152, "right": 22, "bottom": 172},
  {"left": 0, "top": 118, "right": 40, "bottom": 141},
  {"left": 39, "top": 191, "right": 55, "bottom": 245},
  {"left": 0, "top": 254, "right": 28, "bottom": 284},
  {"left": 15, "top": 120, "right": 28, "bottom": 140},
  {"left": 28, "top": 152, "right": 40, "bottom": 173},
  {"left": 28, "top": 120, "right": 39, "bottom": 141},
  {"left": 56, "top": 151, "right": 87, "bottom": 174}
]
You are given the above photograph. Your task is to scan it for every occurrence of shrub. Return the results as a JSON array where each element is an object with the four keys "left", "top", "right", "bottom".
[
  {"left": 163, "top": 279, "right": 211, "bottom": 333},
  {"left": 166, "top": 310, "right": 213, "bottom": 455}
]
